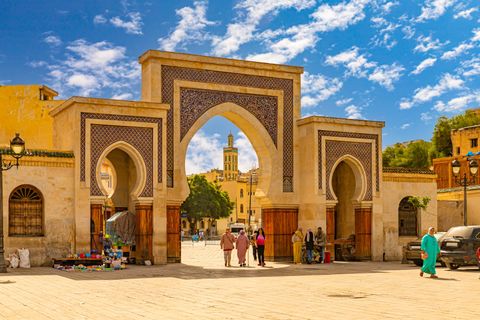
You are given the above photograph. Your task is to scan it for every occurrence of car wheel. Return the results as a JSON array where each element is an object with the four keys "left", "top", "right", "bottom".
[
  {"left": 414, "top": 260, "right": 423, "bottom": 267},
  {"left": 446, "top": 262, "right": 460, "bottom": 270}
]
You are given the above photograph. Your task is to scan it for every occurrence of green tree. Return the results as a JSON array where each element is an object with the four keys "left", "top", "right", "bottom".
[
  {"left": 383, "top": 140, "right": 431, "bottom": 168},
  {"left": 181, "top": 175, "right": 234, "bottom": 231}
]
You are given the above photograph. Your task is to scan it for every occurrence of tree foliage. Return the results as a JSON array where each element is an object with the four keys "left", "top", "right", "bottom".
[
  {"left": 407, "top": 196, "right": 431, "bottom": 210},
  {"left": 382, "top": 140, "right": 431, "bottom": 168},
  {"left": 432, "top": 110, "right": 480, "bottom": 157},
  {"left": 383, "top": 109, "right": 480, "bottom": 168},
  {"left": 181, "top": 175, "right": 234, "bottom": 224}
]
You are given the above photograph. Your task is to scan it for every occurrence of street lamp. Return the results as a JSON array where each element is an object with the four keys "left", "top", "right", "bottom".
[
  {"left": 452, "top": 158, "right": 478, "bottom": 226},
  {"left": 0, "top": 133, "right": 26, "bottom": 273}
]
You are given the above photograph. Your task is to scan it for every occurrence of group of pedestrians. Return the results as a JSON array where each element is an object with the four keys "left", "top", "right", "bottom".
[
  {"left": 220, "top": 227, "right": 266, "bottom": 267},
  {"left": 292, "top": 226, "right": 326, "bottom": 264}
]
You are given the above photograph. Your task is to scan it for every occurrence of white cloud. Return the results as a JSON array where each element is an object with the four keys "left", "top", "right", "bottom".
[
  {"left": 441, "top": 42, "right": 474, "bottom": 60},
  {"left": 368, "top": 63, "right": 404, "bottom": 90},
  {"left": 94, "top": 14, "right": 107, "bottom": 24},
  {"left": 454, "top": 7, "right": 478, "bottom": 19},
  {"left": 235, "top": 132, "right": 258, "bottom": 172},
  {"left": 370, "top": 17, "right": 399, "bottom": 49},
  {"left": 402, "top": 26, "right": 415, "bottom": 39},
  {"left": 46, "top": 39, "right": 140, "bottom": 97},
  {"left": 186, "top": 131, "right": 223, "bottom": 174},
  {"left": 326, "top": 46, "right": 404, "bottom": 90},
  {"left": 159, "top": 1, "right": 216, "bottom": 51},
  {"left": 471, "top": 28, "right": 480, "bottom": 42},
  {"left": 44, "top": 35, "right": 62, "bottom": 47},
  {"left": 416, "top": 0, "right": 456, "bottom": 22},
  {"left": 28, "top": 61, "right": 48, "bottom": 68},
  {"left": 400, "top": 73, "right": 464, "bottom": 109},
  {"left": 400, "top": 123, "right": 411, "bottom": 129},
  {"left": 185, "top": 130, "right": 258, "bottom": 174},
  {"left": 420, "top": 112, "right": 433, "bottom": 122},
  {"left": 461, "top": 57, "right": 480, "bottom": 77},
  {"left": 66, "top": 74, "right": 98, "bottom": 91},
  {"left": 326, "top": 46, "right": 376, "bottom": 77},
  {"left": 434, "top": 93, "right": 480, "bottom": 112},
  {"left": 414, "top": 35, "right": 447, "bottom": 53},
  {"left": 411, "top": 57, "right": 437, "bottom": 75},
  {"left": 345, "top": 105, "right": 363, "bottom": 119},
  {"left": 381, "top": 1, "right": 399, "bottom": 14},
  {"left": 301, "top": 72, "right": 343, "bottom": 107},
  {"left": 336, "top": 98, "right": 353, "bottom": 106},
  {"left": 245, "top": 0, "right": 368, "bottom": 64},
  {"left": 110, "top": 12, "right": 143, "bottom": 35},
  {"left": 111, "top": 93, "right": 133, "bottom": 100},
  {"left": 213, "top": 0, "right": 315, "bottom": 57}
]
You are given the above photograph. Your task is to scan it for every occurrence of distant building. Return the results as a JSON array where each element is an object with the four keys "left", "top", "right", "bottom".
[
  {"left": 181, "top": 134, "right": 261, "bottom": 236},
  {"left": 433, "top": 108, "right": 480, "bottom": 226}
]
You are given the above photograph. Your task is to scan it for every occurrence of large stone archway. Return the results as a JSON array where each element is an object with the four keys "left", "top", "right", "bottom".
[{"left": 140, "top": 51, "right": 303, "bottom": 261}]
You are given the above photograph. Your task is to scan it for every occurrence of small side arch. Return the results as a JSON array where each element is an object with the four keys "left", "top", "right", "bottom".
[{"left": 95, "top": 141, "right": 147, "bottom": 199}]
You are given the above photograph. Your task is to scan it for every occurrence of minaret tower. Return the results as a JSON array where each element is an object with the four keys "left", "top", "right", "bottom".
[{"left": 223, "top": 132, "right": 238, "bottom": 181}]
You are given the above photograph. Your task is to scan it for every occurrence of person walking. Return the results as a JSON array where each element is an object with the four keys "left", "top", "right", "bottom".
[
  {"left": 304, "top": 228, "right": 314, "bottom": 264},
  {"left": 220, "top": 228, "right": 236, "bottom": 267},
  {"left": 250, "top": 230, "right": 258, "bottom": 261},
  {"left": 420, "top": 227, "right": 440, "bottom": 279},
  {"left": 292, "top": 227, "right": 303, "bottom": 264},
  {"left": 315, "top": 227, "right": 326, "bottom": 263},
  {"left": 236, "top": 230, "right": 249, "bottom": 267},
  {"left": 256, "top": 228, "right": 266, "bottom": 267}
]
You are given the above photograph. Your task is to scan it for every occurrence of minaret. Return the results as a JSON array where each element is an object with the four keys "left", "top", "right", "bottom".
[{"left": 223, "top": 132, "right": 238, "bottom": 181}]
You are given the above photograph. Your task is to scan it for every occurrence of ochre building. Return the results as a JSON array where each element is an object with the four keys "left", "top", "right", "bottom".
[{"left": 1, "top": 51, "right": 437, "bottom": 265}]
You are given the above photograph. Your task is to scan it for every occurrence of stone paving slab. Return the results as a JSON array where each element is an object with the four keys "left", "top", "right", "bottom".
[{"left": 0, "top": 242, "right": 478, "bottom": 319}]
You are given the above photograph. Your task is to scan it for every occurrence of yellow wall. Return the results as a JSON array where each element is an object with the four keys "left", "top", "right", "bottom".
[
  {"left": 451, "top": 125, "right": 480, "bottom": 156},
  {"left": 0, "top": 85, "right": 63, "bottom": 149}
]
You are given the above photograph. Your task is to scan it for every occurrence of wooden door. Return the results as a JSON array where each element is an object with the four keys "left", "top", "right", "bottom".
[
  {"left": 355, "top": 207, "right": 372, "bottom": 260},
  {"left": 167, "top": 205, "right": 181, "bottom": 263}
]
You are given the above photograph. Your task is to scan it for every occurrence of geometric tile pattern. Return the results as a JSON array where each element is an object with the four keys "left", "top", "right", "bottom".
[
  {"left": 161, "top": 65, "right": 294, "bottom": 192},
  {"left": 180, "top": 88, "right": 278, "bottom": 146},
  {"left": 318, "top": 130, "right": 379, "bottom": 200},
  {"left": 89, "top": 124, "right": 154, "bottom": 197},
  {"left": 80, "top": 112, "right": 162, "bottom": 184},
  {"left": 325, "top": 140, "right": 373, "bottom": 201}
]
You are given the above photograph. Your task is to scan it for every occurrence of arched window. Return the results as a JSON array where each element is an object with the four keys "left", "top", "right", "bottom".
[
  {"left": 240, "top": 204, "right": 244, "bottom": 213},
  {"left": 9, "top": 185, "right": 44, "bottom": 237},
  {"left": 398, "top": 197, "right": 417, "bottom": 236},
  {"left": 240, "top": 189, "right": 244, "bottom": 198}
]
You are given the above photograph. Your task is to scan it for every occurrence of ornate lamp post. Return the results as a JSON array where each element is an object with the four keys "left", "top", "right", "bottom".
[
  {"left": 0, "top": 133, "right": 26, "bottom": 273},
  {"left": 451, "top": 158, "right": 478, "bottom": 226}
]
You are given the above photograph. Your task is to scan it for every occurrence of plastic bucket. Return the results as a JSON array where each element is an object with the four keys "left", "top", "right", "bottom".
[{"left": 324, "top": 251, "right": 331, "bottom": 264}]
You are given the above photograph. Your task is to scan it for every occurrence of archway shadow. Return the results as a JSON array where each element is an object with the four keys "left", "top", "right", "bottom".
[{"left": 1, "top": 261, "right": 425, "bottom": 282}]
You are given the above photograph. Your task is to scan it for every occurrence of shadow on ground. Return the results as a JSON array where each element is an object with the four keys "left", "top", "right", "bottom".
[{"left": 1, "top": 261, "right": 463, "bottom": 281}]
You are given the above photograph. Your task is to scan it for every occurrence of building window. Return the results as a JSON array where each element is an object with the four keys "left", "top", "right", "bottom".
[
  {"left": 240, "top": 189, "right": 244, "bottom": 198},
  {"left": 470, "top": 138, "right": 478, "bottom": 148},
  {"left": 182, "top": 220, "right": 187, "bottom": 229},
  {"left": 398, "top": 197, "right": 417, "bottom": 237},
  {"left": 456, "top": 147, "right": 461, "bottom": 155},
  {"left": 240, "top": 204, "right": 244, "bottom": 213},
  {"left": 200, "top": 220, "right": 205, "bottom": 229},
  {"left": 9, "top": 185, "right": 44, "bottom": 237}
]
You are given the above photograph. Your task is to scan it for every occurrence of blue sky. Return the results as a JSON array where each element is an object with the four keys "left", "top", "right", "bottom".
[{"left": 1, "top": 0, "right": 479, "bottom": 173}]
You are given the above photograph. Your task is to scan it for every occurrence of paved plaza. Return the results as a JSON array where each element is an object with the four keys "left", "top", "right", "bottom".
[{"left": 0, "top": 242, "right": 478, "bottom": 320}]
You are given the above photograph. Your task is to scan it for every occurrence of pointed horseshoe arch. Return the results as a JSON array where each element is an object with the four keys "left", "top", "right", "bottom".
[
  {"left": 329, "top": 155, "right": 368, "bottom": 203},
  {"left": 95, "top": 141, "right": 148, "bottom": 200}
]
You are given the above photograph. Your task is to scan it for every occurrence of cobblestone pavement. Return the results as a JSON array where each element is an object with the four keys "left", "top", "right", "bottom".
[{"left": 0, "top": 241, "right": 478, "bottom": 320}]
